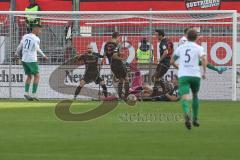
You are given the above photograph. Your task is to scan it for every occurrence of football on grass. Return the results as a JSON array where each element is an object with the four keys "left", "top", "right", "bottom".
[{"left": 126, "top": 94, "right": 137, "bottom": 106}]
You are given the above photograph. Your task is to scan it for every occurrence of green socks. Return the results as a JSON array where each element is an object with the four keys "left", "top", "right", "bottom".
[
  {"left": 32, "top": 83, "right": 38, "bottom": 94},
  {"left": 181, "top": 99, "right": 190, "bottom": 114},
  {"left": 207, "top": 63, "right": 219, "bottom": 72},
  {"left": 25, "top": 83, "right": 39, "bottom": 95},
  {"left": 181, "top": 98, "right": 199, "bottom": 118},
  {"left": 25, "top": 83, "right": 30, "bottom": 93},
  {"left": 199, "top": 61, "right": 219, "bottom": 72},
  {"left": 192, "top": 97, "right": 199, "bottom": 119}
]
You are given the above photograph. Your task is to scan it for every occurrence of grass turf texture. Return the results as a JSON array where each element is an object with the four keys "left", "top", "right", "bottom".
[{"left": 0, "top": 100, "right": 239, "bottom": 160}]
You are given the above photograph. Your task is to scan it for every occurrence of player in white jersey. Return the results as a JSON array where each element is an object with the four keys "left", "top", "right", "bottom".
[
  {"left": 179, "top": 27, "right": 227, "bottom": 74},
  {"left": 171, "top": 29, "right": 208, "bottom": 130},
  {"left": 14, "top": 24, "right": 48, "bottom": 101}
]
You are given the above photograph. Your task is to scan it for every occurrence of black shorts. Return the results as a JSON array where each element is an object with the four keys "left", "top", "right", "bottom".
[
  {"left": 110, "top": 63, "right": 127, "bottom": 79},
  {"left": 153, "top": 95, "right": 170, "bottom": 101},
  {"left": 83, "top": 72, "right": 103, "bottom": 84},
  {"left": 154, "top": 63, "right": 169, "bottom": 79}
]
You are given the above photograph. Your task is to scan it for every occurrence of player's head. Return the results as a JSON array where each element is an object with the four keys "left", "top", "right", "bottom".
[
  {"left": 139, "top": 38, "right": 150, "bottom": 51},
  {"left": 155, "top": 29, "right": 165, "bottom": 40},
  {"left": 87, "top": 45, "right": 93, "bottom": 54},
  {"left": 187, "top": 29, "right": 198, "bottom": 42},
  {"left": 140, "top": 38, "right": 147, "bottom": 44},
  {"left": 112, "top": 32, "right": 120, "bottom": 40},
  {"left": 31, "top": 24, "right": 42, "bottom": 35},
  {"left": 172, "top": 75, "right": 178, "bottom": 86},
  {"left": 184, "top": 26, "right": 196, "bottom": 36}
]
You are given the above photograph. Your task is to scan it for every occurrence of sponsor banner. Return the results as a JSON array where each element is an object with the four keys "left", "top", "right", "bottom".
[
  {"left": 0, "top": 65, "right": 236, "bottom": 100},
  {"left": 185, "top": 0, "right": 222, "bottom": 10},
  {"left": 73, "top": 36, "right": 239, "bottom": 65}
]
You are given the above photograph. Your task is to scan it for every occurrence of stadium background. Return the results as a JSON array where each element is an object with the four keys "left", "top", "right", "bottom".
[
  {"left": 0, "top": 2, "right": 240, "bottom": 160},
  {"left": 0, "top": 0, "right": 239, "bottom": 100}
]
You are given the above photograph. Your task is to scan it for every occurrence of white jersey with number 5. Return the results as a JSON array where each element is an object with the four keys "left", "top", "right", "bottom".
[
  {"left": 174, "top": 42, "right": 206, "bottom": 78},
  {"left": 20, "top": 33, "right": 42, "bottom": 62}
]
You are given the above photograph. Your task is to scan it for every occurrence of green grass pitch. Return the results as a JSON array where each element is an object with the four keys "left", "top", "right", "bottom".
[{"left": 0, "top": 100, "right": 239, "bottom": 160}]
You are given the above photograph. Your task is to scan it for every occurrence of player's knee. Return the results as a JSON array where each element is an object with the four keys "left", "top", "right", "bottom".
[
  {"left": 34, "top": 74, "right": 40, "bottom": 80},
  {"left": 27, "top": 75, "right": 32, "bottom": 80},
  {"left": 34, "top": 73, "right": 39, "bottom": 78},
  {"left": 181, "top": 94, "right": 189, "bottom": 100}
]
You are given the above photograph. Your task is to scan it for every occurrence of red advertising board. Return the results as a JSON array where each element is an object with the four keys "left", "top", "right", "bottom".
[{"left": 7, "top": 0, "right": 240, "bottom": 12}]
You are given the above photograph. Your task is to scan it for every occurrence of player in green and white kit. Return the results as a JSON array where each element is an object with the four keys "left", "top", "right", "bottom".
[
  {"left": 15, "top": 24, "right": 48, "bottom": 101},
  {"left": 171, "top": 29, "right": 208, "bottom": 130},
  {"left": 179, "top": 27, "right": 227, "bottom": 74}
]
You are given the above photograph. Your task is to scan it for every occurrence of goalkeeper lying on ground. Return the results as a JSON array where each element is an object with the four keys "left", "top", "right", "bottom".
[{"left": 128, "top": 71, "right": 179, "bottom": 102}]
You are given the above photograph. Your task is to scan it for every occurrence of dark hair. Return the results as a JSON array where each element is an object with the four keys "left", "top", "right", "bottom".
[
  {"left": 184, "top": 27, "right": 190, "bottom": 34},
  {"left": 112, "top": 32, "right": 119, "bottom": 38},
  {"left": 155, "top": 29, "right": 165, "bottom": 37},
  {"left": 139, "top": 38, "right": 149, "bottom": 51},
  {"left": 187, "top": 29, "right": 198, "bottom": 42},
  {"left": 140, "top": 38, "right": 147, "bottom": 44}
]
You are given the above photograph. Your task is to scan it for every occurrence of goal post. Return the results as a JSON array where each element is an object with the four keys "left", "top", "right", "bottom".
[
  {"left": 232, "top": 10, "right": 238, "bottom": 101},
  {"left": 0, "top": 10, "right": 238, "bottom": 100}
]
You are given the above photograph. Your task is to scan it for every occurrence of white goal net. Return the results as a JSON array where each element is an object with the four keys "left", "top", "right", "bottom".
[{"left": 0, "top": 11, "right": 239, "bottom": 100}]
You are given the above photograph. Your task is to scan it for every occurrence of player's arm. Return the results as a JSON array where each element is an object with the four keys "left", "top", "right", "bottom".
[
  {"left": 71, "top": 54, "right": 84, "bottom": 65},
  {"left": 200, "top": 50, "right": 208, "bottom": 79},
  {"left": 76, "top": 54, "right": 84, "bottom": 62},
  {"left": 103, "top": 45, "right": 107, "bottom": 56},
  {"left": 112, "top": 52, "right": 123, "bottom": 61},
  {"left": 36, "top": 42, "right": 48, "bottom": 60},
  {"left": 93, "top": 52, "right": 104, "bottom": 58},
  {"left": 103, "top": 42, "right": 109, "bottom": 57},
  {"left": 159, "top": 40, "right": 169, "bottom": 63},
  {"left": 165, "top": 93, "right": 178, "bottom": 101},
  {"left": 15, "top": 41, "right": 23, "bottom": 59},
  {"left": 164, "top": 85, "right": 179, "bottom": 101},
  {"left": 159, "top": 49, "right": 168, "bottom": 63}
]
